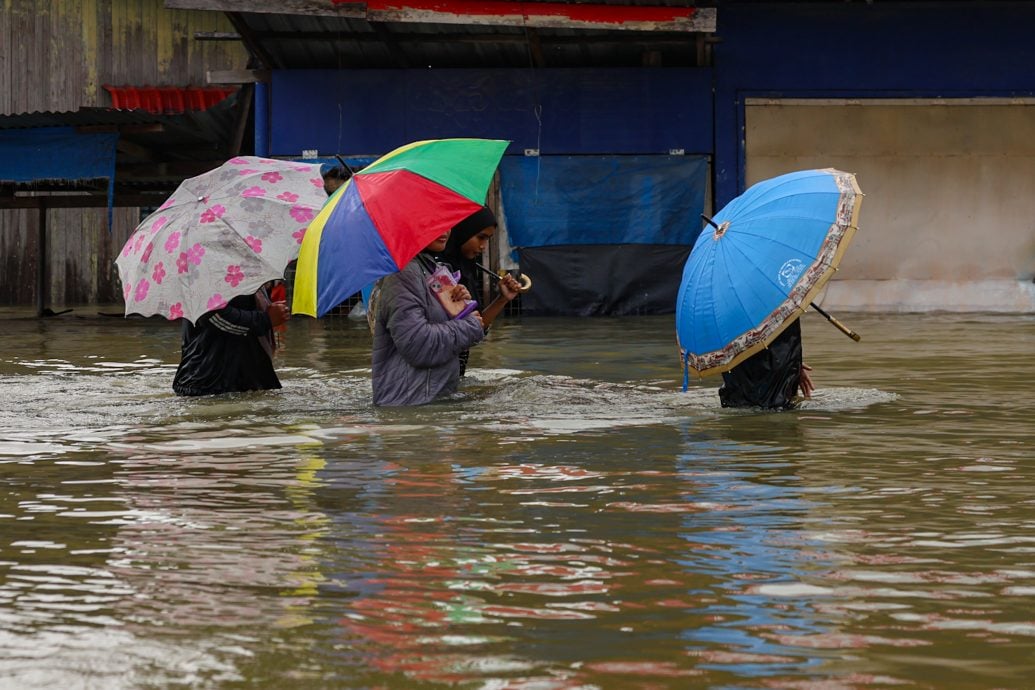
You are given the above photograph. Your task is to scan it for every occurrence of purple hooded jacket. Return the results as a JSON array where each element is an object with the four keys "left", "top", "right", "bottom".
[{"left": 371, "top": 255, "right": 485, "bottom": 406}]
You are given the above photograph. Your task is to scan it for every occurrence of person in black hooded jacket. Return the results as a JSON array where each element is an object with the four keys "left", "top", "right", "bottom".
[
  {"left": 718, "top": 318, "right": 815, "bottom": 410},
  {"left": 435, "top": 205, "right": 521, "bottom": 376},
  {"left": 172, "top": 285, "right": 290, "bottom": 396}
]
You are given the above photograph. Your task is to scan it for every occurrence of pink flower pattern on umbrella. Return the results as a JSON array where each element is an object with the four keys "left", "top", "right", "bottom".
[
  {"left": 116, "top": 156, "right": 327, "bottom": 323},
  {"left": 290, "top": 206, "right": 315, "bottom": 224},
  {"left": 134, "top": 279, "right": 150, "bottom": 302},
  {"left": 164, "top": 231, "right": 181, "bottom": 253},
  {"left": 225, "top": 265, "right": 245, "bottom": 287},
  {"left": 200, "top": 205, "right": 226, "bottom": 223},
  {"left": 186, "top": 243, "right": 206, "bottom": 265},
  {"left": 207, "top": 294, "right": 228, "bottom": 311}
]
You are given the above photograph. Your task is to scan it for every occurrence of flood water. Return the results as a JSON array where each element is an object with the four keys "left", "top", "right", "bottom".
[{"left": 1, "top": 308, "right": 1033, "bottom": 689}]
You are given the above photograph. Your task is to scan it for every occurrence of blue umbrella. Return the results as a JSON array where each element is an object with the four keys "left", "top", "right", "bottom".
[{"left": 675, "top": 168, "right": 863, "bottom": 383}]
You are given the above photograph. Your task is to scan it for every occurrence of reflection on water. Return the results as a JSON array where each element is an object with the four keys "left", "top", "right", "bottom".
[{"left": 1, "top": 310, "right": 1034, "bottom": 688}]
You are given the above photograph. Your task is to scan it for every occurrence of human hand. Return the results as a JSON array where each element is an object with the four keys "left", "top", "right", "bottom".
[
  {"left": 267, "top": 301, "right": 291, "bottom": 327},
  {"left": 450, "top": 284, "right": 472, "bottom": 303},
  {"left": 799, "top": 363, "right": 814, "bottom": 398},
  {"left": 499, "top": 274, "right": 521, "bottom": 301}
]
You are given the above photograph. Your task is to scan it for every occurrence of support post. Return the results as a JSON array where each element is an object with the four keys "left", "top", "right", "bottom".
[
  {"left": 254, "top": 81, "right": 269, "bottom": 156},
  {"left": 35, "top": 203, "right": 47, "bottom": 317}
]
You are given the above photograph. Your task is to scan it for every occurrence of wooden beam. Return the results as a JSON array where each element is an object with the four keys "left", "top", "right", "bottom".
[
  {"left": 117, "top": 160, "right": 226, "bottom": 177},
  {"left": 525, "top": 27, "right": 545, "bottom": 67},
  {"left": 76, "top": 123, "right": 165, "bottom": 134},
  {"left": 207, "top": 69, "right": 270, "bottom": 84},
  {"left": 0, "top": 194, "right": 173, "bottom": 210},
  {"left": 36, "top": 206, "right": 47, "bottom": 316},
  {"left": 165, "top": 0, "right": 366, "bottom": 18},
  {"left": 193, "top": 31, "right": 241, "bottom": 40},
  {"left": 230, "top": 83, "right": 254, "bottom": 156}
]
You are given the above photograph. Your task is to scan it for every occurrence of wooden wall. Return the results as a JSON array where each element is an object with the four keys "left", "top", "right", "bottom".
[{"left": 0, "top": 0, "right": 249, "bottom": 308}]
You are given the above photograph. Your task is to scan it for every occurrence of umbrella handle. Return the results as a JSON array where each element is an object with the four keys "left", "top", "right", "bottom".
[
  {"left": 473, "top": 261, "right": 532, "bottom": 293},
  {"left": 810, "top": 302, "right": 861, "bottom": 341}
]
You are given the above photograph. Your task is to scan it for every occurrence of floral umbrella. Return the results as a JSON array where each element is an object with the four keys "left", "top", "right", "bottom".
[{"left": 115, "top": 156, "right": 328, "bottom": 323}]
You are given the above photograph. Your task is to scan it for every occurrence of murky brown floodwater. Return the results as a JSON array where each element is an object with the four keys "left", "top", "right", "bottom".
[{"left": 1, "top": 308, "right": 1033, "bottom": 689}]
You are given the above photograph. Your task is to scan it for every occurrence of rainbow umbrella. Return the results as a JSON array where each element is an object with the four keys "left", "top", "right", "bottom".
[{"left": 292, "top": 138, "right": 509, "bottom": 317}]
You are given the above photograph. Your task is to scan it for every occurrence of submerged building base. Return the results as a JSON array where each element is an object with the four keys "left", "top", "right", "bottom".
[{"left": 821, "top": 280, "right": 1035, "bottom": 313}]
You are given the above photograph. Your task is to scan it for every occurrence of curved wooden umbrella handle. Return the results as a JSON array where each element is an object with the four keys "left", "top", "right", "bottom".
[
  {"left": 515, "top": 273, "right": 532, "bottom": 293},
  {"left": 810, "top": 302, "right": 861, "bottom": 341}
]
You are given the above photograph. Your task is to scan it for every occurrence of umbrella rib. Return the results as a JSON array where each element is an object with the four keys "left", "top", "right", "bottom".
[
  {"left": 724, "top": 189, "right": 842, "bottom": 221},
  {"left": 714, "top": 236, "right": 757, "bottom": 346},
  {"left": 214, "top": 212, "right": 293, "bottom": 278},
  {"left": 687, "top": 242, "right": 718, "bottom": 354},
  {"left": 720, "top": 233, "right": 792, "bottom": 311},
  {"left": 734, "top": 226, "right": 848, "bottom": 272}
]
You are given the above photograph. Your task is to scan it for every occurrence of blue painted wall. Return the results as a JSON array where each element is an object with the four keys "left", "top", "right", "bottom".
[
  {"left": 270, "top": 68, "right": 713, "bottom": 157},
  {"left": 266, "top": 3, "right": 1035, "bottom": 209}
]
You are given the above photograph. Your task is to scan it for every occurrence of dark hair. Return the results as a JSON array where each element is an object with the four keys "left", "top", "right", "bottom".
[{"left": 322, "top": 166, "right": 351, "bottom": 182}]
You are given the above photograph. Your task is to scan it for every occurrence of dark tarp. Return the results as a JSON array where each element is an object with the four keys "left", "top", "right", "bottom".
[
  {"left": 500, "top": 154, "right": 706, "bottom": 315},
  {"left": 518, "top": 244, "right": 691, "bottom": 316}
]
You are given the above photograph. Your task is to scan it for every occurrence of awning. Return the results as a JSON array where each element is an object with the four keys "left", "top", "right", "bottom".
[{"left": 0, "top": 126, "right": 118, "bottom": 225}]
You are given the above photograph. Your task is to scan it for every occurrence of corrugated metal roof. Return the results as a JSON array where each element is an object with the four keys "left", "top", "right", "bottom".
[
  {"left": 238, "top": 7, "right": 708, "bottom": 70},
  {"left": 102, "top": 86, "right": 237, "bottom": 113},
  {"left": 0, "top": 95, "right": 242, "bottom": 195}
]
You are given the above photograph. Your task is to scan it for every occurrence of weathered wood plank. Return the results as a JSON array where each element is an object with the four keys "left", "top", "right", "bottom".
[
  {"left": 207, "top": 68, "right": 270, "bottom": 84},
  {"left": 0, "top": 195, "right": 172, "bottom": 210},
  {"left": 0, "top": 2, "right": 10, "bottom": 113},
  {"left": 165, "top": 0, "right": 366, "bottom": 18}
]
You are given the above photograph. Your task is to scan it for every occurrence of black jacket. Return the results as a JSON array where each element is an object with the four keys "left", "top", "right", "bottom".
[
  {"left": 719, "top": 318, "right": 803, "bottom": 410},
  {"left": 172, "top": 292, "right": 280, "bottom": 396}
]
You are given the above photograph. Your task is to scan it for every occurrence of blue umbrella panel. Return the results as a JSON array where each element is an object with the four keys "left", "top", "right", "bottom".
[{"left": 675, "top": 168, "right": 863, "bottom": 380}]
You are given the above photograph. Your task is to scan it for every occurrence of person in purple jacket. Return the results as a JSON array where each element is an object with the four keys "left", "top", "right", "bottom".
[{"left": 370, "top": 229, "right": 485, "bottom": 406}]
